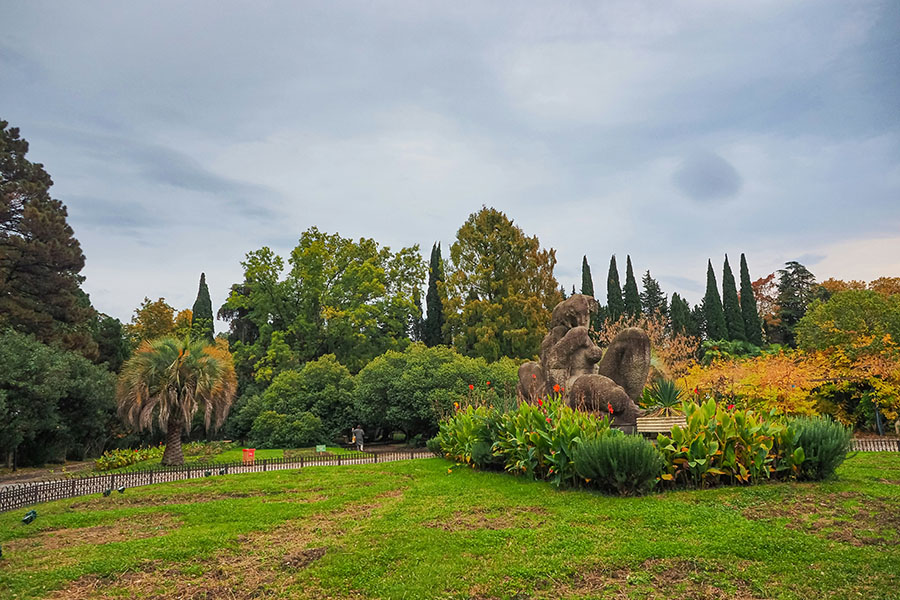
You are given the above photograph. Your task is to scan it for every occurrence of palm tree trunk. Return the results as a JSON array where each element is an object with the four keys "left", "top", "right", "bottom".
[{"left": 161, "top": 412, "right": 184, "bottom": 465}]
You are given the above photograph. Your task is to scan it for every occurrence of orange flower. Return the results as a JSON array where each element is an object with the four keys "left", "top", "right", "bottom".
[
  {"left": 553, "top": 384, "right": 560, "bottom": 393},
  {"left": 454, "top": 401, "right": 459, "bottom": 409},
  {"left": 532, "top": 373, "right": 537, "bottom": 379},
  {"left": 468, "top": 384, "right": 474, "bottom": 390},
  {"left": 607, "top": 402, "right": 614, "bottom": 415},
  {"left": 486, "top": 381, "right": 491, "bottom": 386}
]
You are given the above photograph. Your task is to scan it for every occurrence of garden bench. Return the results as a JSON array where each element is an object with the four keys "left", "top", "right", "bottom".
[{"left": 636, "top": 415, "right": 687, "bottom": 438}]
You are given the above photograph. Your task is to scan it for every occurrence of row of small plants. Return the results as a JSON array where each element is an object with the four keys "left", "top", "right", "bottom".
[
  {"left": 94, "top": 441, "right": 237, "bottom": 471},
  {"left": 429, "top": 395, "right": 853, "bottom": 495}
]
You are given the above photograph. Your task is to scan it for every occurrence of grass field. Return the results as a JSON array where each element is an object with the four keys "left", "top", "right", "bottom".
[{"left": 1, "top": 453, "right": 898, "bottom": 599}]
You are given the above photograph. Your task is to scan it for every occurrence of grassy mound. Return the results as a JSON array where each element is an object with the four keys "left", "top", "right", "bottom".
[{"left": 1, "top": 454, "right": 898, "bottom": 599}]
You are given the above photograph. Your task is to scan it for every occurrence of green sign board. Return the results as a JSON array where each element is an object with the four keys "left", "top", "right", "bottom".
[{"left": 316, "top": 445, "right": 326, "bottom": 453}]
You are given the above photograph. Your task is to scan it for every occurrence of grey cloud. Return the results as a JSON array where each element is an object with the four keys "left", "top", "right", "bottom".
[{"left": 672, "top": 151, "right": 742, "bottom": 203}]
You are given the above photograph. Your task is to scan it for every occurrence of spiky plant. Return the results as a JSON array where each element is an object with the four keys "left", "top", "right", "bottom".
[
  {"left": 117, "top": 336, "right": 237, "bottom": 465},
  {"left": 641, "top": 378, "right": 685, "bottom": 417}
]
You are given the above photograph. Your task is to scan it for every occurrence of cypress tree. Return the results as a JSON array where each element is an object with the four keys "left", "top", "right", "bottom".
[
  {"left": 623, "top": 255, "right": 642, "bottom": 317},
  {"left": 640, "top": 270, "right": 667, "bottom": 318},
  {"left": 739, "top": 254, "right": 763, "bottom": 346},
  {"left": 721, "top": 255, "right": 746, "bottom": 341},
  {"left": 703, "top": 260, "right": 728, "bottom": 340},
  {"left": 670, "top": 293, "right": 687, "bottom": 335},
  {"left": 581, "top": 256, "right": 594, "bottom": 297},
  {"left": 191, "top": 273, "right": 215, "bottom": 342},
  {"left": 606, "top": 255, "right": 624, "bottom": 321},
  {"left": 690, "top": 303, "right": 705, "bottom": 338},
  {"left": 560, "top": 285, "right": 568, "bottom": 299},
  {"left": 423, "top": 243, "right": 446, "bottom": 347}
]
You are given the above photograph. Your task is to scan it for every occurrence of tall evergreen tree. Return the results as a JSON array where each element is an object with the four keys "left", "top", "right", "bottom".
[
  {"left": 581, "top": 256, "right": 594, "bottom": 297},
  {"left": 623, "top": 255, "right": 642, "bottom": 317},
  {"left": 191, "top": 273, "right": 215, "bottom": 342},
  {"left": 739, "top": 253, "right": 763, "bottom": 346},
  {"left": 721, "top": 256, "right": 746, "bottom": 341},
  {"left": 690, "top": 302, "right": 705, "bottom": 339},
  {"left": 411, "top": 287, "right": 424, "bottom": 342},
  {"left": 640, "top": 270, "right": 667, "bottom": 318},
  {"left": 560, "top": 285, "right": 568, "bottom": 299},
  {"left": 423, "top": 243, "right": 446, "bottom": 347},
  {"left": 773, "top": 261, "right": 817, "bottom": 347},
  {"left": 606, "top": 255, "right": 624, "bottom": 321},
  {"left": 669, "top": 293, "right": 688, "bottom": 335},
  {"left": 703, "top": 260, "right": 728, "bottom": 340},
  {"left": 0, "top": 120, "right": 97, "bottom": 358}
]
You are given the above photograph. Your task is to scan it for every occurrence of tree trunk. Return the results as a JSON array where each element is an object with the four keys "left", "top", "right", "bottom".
[{"left": 161, "top": 413, "right": 185, "bottom": 465}]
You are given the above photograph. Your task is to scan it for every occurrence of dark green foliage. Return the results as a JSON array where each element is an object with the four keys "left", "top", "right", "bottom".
[
  {"left": 773, "top": 261, "right": 817, "bottom": 347},
  {"left": 669, "top": 293, "right": 691, "bottom": 336},
  {"left": 0, "top": 329, "right": 116, "bottom": 466},
  {"left": 790, "top": 416, "right": 852, "bottom": 481},
  {"left": 423, "top": 243, "right": 446, "bottom": 347},
  {"left": 797, "top": 290, "right": 900, "bottom": 356},
  {"left": 559, "top": 285, "right": 567, "bottom": 299},
  {"left": 411, "top": 287, "right": 424, "bottom": 342},
  {"left": 259, "top": 354, "right": 356, "bottom": 441},
  {"left": 690, "top": 303, "right": 705, "bottom": 338},
  {"left": 217, "top": 283, "right": 259, "bottom": 346},
  {"left": 739, "top": 254, "right": 763, "bottom": 346},
  {"left": 573, "top": 433, "right": 664, "bottom": 495},
  {"left": 581, "top": 256, "right": 594, "bottom": 297},
  {"left": 703, "top": 260, "right": 728, "bottom": 340},
  {"left": 700, "top": 339, "right": 762, "bottom": 365},
  {"left": 249, "top": 410, "right": 322, "bottom": 448},
  {"left": 606, "top": 255, "right": 624, "bottom": 321},
  {"left": 355, "top": 344, "right": 518, "bottom": 441},
  {"left": 721, "top": 256, "right": 745, "bottom": 341},
  {"left": 0, "top": 120, "right": 97, "bottom": 359},
  {"left": 623, "top": 255, "right": 642, "bottom": 317},
  {"left": 92, "top": 314, "right": 131, "bottom": 372},
  {"left": 640, "top": 270, "right": 667, "bottom": 318},
  {"left": 191, "top": 273, "right": 215, "bottom": 342}
]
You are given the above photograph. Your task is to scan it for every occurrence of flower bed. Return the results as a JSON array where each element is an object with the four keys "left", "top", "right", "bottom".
[{"left": 431, "top": 395, "right": 852, "bottom": 495}]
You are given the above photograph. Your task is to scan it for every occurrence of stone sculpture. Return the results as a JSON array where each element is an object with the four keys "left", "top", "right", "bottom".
[{"left": 516, "top": 294, "right": 650, "bottom": 431}]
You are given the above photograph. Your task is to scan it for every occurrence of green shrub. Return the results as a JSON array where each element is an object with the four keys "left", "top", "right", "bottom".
[
  {"left": 249, "top": 410, "right": 323, "bottom": 449},
  {"left": 573, "top": 433, "right": 664, "bottom": 495},
  {"left": 95, "top": 445, "right": 164, "bottom": 471},
  {"left": 790, "top": 416, "right": 852, "bottom": 481},
  {"left": 656, "top": 399, "right": 805, "bottom": 487},
  {"left": 641, "top": 378, "right": 685, "bottom": 416},
  {"left": 434, "top": 405, "right": 503, "bottom": 469}
]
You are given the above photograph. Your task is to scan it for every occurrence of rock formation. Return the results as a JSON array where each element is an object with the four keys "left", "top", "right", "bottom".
[{"left": 516, "top": 294, "right": 650, "bottom": 431}]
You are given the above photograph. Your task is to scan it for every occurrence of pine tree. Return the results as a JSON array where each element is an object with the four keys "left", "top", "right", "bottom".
[
  {"left": 191, "top": 273, "right": 215, "bottom": 341},
  {"left": 640, "top": 270, "right": 667, "bottom": 318},
  {"left": 606, "top": 255, "right": 624, "bottom": 321},
  {"left": 581, "top": 256, "right": 594, "bottom": 297},
  {"left": 703, "top": 260, "right": 728, "bottom": 340},
  {"left": 739, "top": 253, "right": 763, "bottom": 346},
  {"left": 0, "top": 120, "right": 97, "bottom": 358},
  {"left": 423, "top": 243, "right": 446, "bottom": 347},
  {"left": 773, "top": 261, "right": 817, "bottom": 347},
  {"left": 721, "top": 256, "right": 746, "bottom": 341},
  {"left": 560, "top": 285, "right": 568, "bottom": 299},
  {"left": 623, "top": 255, "right": 642, "bottom": 317}
]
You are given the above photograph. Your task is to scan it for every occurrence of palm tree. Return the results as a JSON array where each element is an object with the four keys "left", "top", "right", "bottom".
[{"left": 117, "top": 336, "right": 237, "bottom": 465}]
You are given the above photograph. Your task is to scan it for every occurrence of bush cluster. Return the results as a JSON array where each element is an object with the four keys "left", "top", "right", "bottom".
[
  {"left": 434, "top": 396, "right": 851, "bottom": 496},
  {"left": 94, "top": 445, "right": 164, "bottom": 471}
]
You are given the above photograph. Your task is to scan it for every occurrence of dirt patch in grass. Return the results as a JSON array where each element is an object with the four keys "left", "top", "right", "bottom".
[
  {"left": 67, "top": 487, "right": 324, "bottom": 509},
  {"left": 741, "top": 491, "right": 900, "bottom": 547},
  {"left": 554, "top": 558, "right": 762, "bottom": 600},
  {"left": 426, "top": 506, "right": 548, "bottom": 532},
  {"left": 49, "top": 489, "right": 407, "bottom": 599},
  {"left": 8, "top": 512, "right": 181, "bottom": 553}
]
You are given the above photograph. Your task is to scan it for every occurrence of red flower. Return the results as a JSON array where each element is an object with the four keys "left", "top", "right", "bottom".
[
  {"left": 546, "top": 417, "right": 552, "bottom": 423},
  {"left": 694, "top": 387, "right": 699, "bottom": 394},
  {"left": 607, "top": 402, "right": 614, "bottom": 415},
  {"left": 553, "top": 384, "right": 560, "bottom": 393},
  {"left": 532, "top": 373, "right": 537, "bottom": 379},
  {"left": 468, "top": 384, "right": 474, "bottom": 390},
  {"left": 538, "top": 398, "right": 543, "bottom": 407},
  {"left": 727, "top": 404, "right": 735, "bottom": 410},
  {"left": 486, "top": 381, "right": 491, "bottom": 386}
]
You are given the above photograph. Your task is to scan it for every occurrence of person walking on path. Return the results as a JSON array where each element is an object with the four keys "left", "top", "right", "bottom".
[{"left": 351, "top": 425, "right": 365, "bottom": 452}]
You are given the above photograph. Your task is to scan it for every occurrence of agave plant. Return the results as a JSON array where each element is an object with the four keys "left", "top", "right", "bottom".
[{"left": 641, "top": 378, "right": 685, "bottom": 417}]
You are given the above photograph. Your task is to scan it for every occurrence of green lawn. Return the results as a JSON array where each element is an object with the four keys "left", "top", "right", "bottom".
[{"left": 1, "top": 453, "right": 898, "bottom": 599}]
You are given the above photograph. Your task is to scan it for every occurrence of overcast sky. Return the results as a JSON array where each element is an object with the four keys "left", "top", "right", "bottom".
[{"left": 3, "top": 1, "right": 899, "bottom": 330}]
